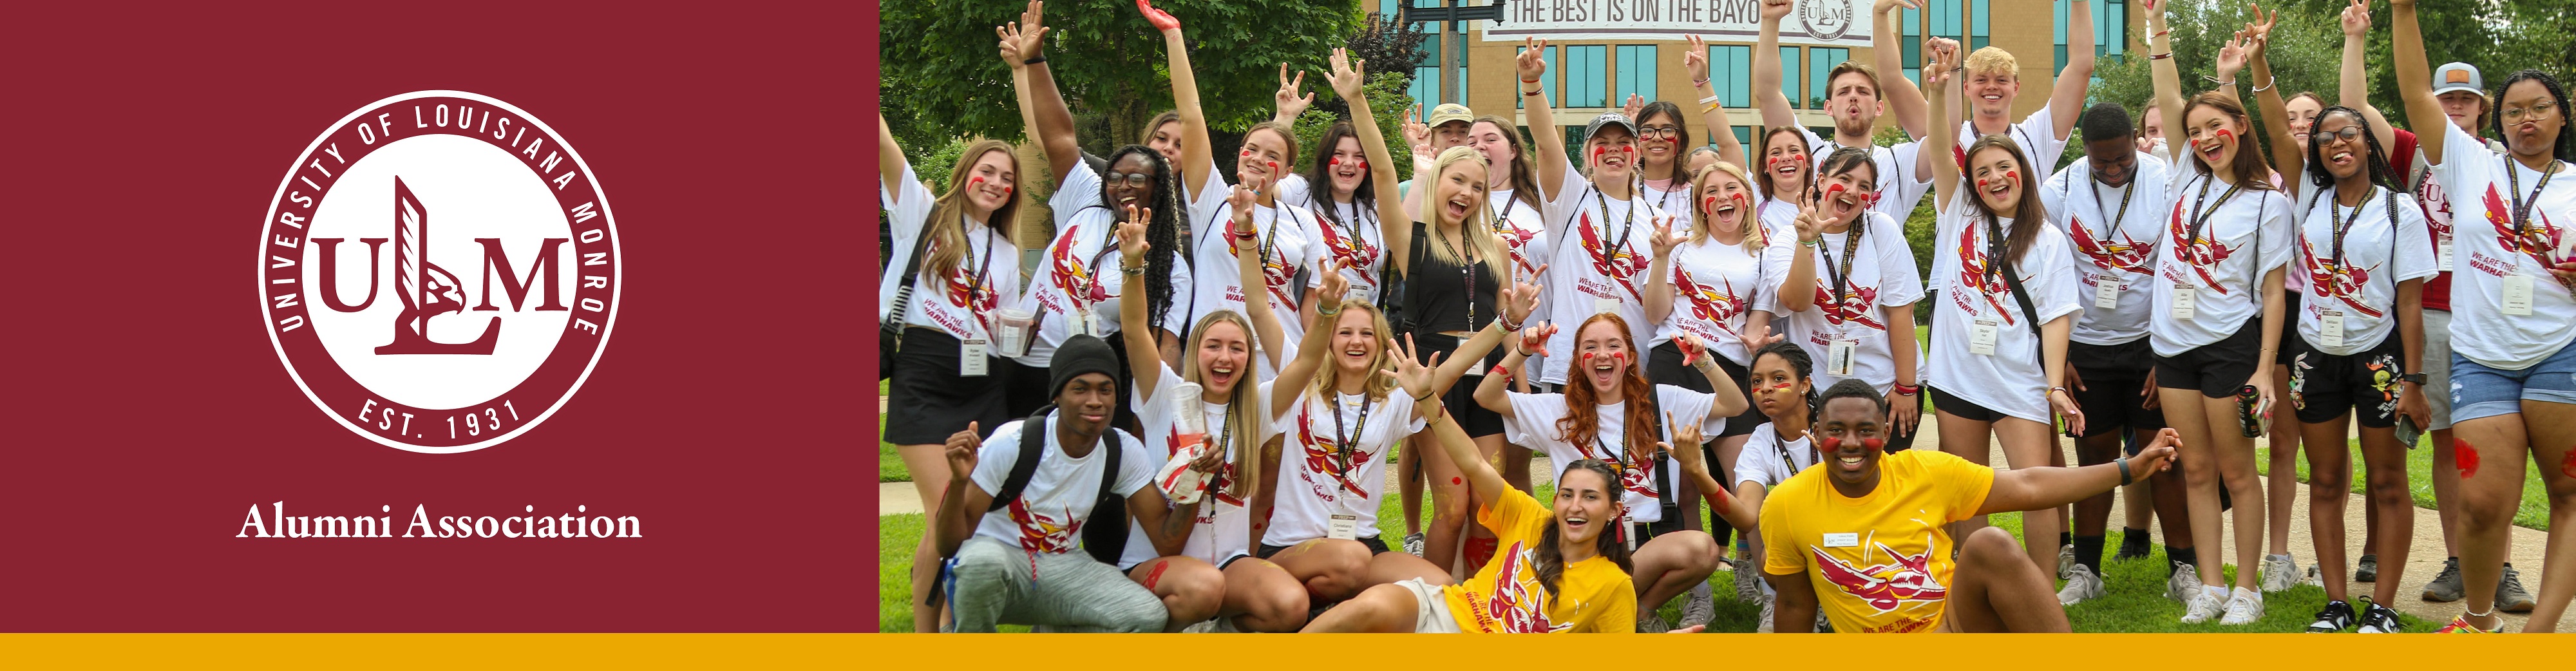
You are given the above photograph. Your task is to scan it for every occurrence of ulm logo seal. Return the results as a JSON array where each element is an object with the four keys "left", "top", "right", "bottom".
[{"left": 260, "top": 91, "right": 620, "bottom": 453}]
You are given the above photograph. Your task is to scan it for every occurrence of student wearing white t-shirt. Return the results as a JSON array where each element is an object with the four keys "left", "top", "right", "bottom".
[
  {"left": 1749, "top": 124, "right": 1815, "bottom": 245},
  {"left": 878, "top": 120, "right": 1026, "bottom": 631},
  {"left": 1473, "top": 312, "right": 1747, "bottom": 632},
  {"left": 1671, "top": 341, "right": 1816, "bottom": 631},
  {"left": 2257, "top": 93, "right": 2438, "bottom": 632},
  {"left": 1756, "top": 0, "right": 1938, "bottom": 225},
  {"left": 1768, "top": 147, "right": 1926, "bottom": 449},
  {"left": 2394, "top": 0, "right": 2576, "bottom": 633},
  {"left": 1922, "top": 55, "right": 2089, "bottom": 587},
  {"left": 1643, "top": 160, "right": 1773, "bottom": 595},
  {"left": 1515, "top": 39, "right": 1670, "bottom": 391},
  {"left": 933, "top": 334, "right": 1189, "bottom": 634},
  {"left": 1275, "top": 122, "right": 1390, "bottom": 312},
  {"left": 2143, "top": 8, "right": 2296, "bottom": 625}
]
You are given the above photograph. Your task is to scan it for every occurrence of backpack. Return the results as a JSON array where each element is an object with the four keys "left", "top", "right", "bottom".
[{"left": 985, "top": 407, "right": 1130, "bottom": 565}]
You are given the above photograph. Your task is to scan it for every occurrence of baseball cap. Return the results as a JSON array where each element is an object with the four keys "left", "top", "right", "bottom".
[
  {"left": 1582, "top": 112, "right": 1637, "bottom": 142},
  {"left": 1426, "top": 103, "right": 1475, "bottom": 127},
  {"left": 2432, "top": 63, "right": 2485, "bottom": 97}
]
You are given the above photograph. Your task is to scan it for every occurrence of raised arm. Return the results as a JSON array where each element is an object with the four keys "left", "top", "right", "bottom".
[
  {"left": 1519, "top": 38, "right": 1571, "bottom": 198},
  {"left": 1142, "top": 0, "right": 1215, "bottom": 200},
  {"left": 1222, "top": 187, "right": 1291, "bottom": 372},
  {"left": 1925, "top": 39, "right": 1963, "bottom": 211},
  {"left": 1271, "top": 63, "right": 1314, "bottom": 126},
  {"left": 2047, "top": 0, "right": 2098, "bottom": 139},
  {"left": 2339, "top": 0, "right": 2398, "bottom": 153},
  {"left": 1271, "top": 260, "right": 1350, "bottom": 419},
  {"left": 1474, "top": 323, "right": 1557, "bottom": 419},
  {"left": 2391, "top": 0, "right": 2445, "bottom": 164},
  {"left": 1424, "top": 383, "right": 1513, "bottom": 505},
  {"left": 1684, "top": 35, "right": 1750, "bottom": 168},
  {"left": 1978, "top": 428, "right": 2179, "bottom": 515},
  {"left": 1684, "top": 334, "right": 1750, "bottom": 417},
  {"left": 1666, "top": 408, "right": 1759, "bottom": 529},
  {"left": 2147, "top": 3, "right": 2188, "bottom": 164},
  {"left": 932, "top": 423, "right": 998, "bottom": 558},
  {"left": 2248, "top": 18, "right": 2304, "bottom": 201},
  {"left": 879, "top": 112, "right": 908, "bottom": 203},
  {"left": 1876, "top": 0, "right": 1931, "bottom": 140},
  {"left": 1752, "top": 0, "right": 1800, "bottom": 130},
  {"left": 1005, "top": 1, "right": 1081, "bottom": 184},
  {"left": 1776, "top": 198, "right": 1824, "bottom": 312},
  {"left": 1644, "top": 215, "right": 1684, "bottom": 323},
  {"left": 1329, "top": 49, "right": 1416, "bottom": 279},
  {"left": 1419, "top": 270, "right": 1545, "bottom": 417},
  {"left": 1115, "top": 206, "right": 1166, "bottom": 399}
]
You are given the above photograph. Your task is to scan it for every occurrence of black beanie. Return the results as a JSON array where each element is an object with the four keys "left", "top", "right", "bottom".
[{"left": 1049, "top": 334, "right": 1121, "bottom": 399}]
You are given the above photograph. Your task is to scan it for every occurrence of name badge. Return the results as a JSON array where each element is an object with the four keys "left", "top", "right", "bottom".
[
  {"left": 2170, "top": 285, "right": 2197, "bottom": 320},
  {"left": 2438, "top": 241, "right": 2456, "bottom": 272},
  {"left": 1082, "top": 311, "right": 1104, "bottom": 337},
  {"left": 1328, "top": 514, "right": 1359, "bottom": 540},
  {"left": 2319, "top": 310, "right": 2347, "bottom": 348},
  {"left": 960, "top": 338, "right": 990, "bottom": 377},
  {"left": 2094, "top": 279, "right": 2121, "bottom": 310},
  {"left": 1822, "top": 533, "right": 1861, "bottom": 548},
  {"left": 2503, "top": 276, "right": 2536, "bottom": 316},
  {"left": 1594, "top": 298, "right": 1621, "bottom": 315},
  {"left": 1969, "top": 319, "right": 2001, "bottom": 356},
  {"left": 1826, "top": 339, "right": 1859, "bottom": 377}
]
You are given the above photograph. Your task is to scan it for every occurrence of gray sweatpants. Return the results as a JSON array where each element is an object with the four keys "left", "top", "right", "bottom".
[{"left": 945, "top": 537, "right": 1167, "bottom": 633}]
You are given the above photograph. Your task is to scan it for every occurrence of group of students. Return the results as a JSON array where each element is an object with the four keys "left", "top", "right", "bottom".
[{"left": 876, "top": 0, "right": 2576, "bottom": 634}]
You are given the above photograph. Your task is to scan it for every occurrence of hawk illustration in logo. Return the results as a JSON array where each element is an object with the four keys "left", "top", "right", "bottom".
[
  {"left": 1953, "top": 223, "right": 2018, "bottom": 325},
  {"left": 1587, "top": 444, "right": 1663, "bottom": 502},
  {"left": 2168, "top": 202, "right": 2240, "bottom": 293},
  {"left": 1164, "top": 430, "right": 1245, "bottom": 508},
  {"left": 2298, "top": 235, "right": 2386, "bottom": 318},
  {"left": 378, "top": 177, "right": 500, "bottom": 355},
  {"left": 1314, "top": 220, "right": 1379, "bottom": 288},
  {"left": 1007, "top": 498, "right": 1081, "bottom": 554},
  {"left": 2483, "top": 185, "right": 2574, "bottom": 288},
  {"left": 1577, "top": 213, "right": 1646, "bottom": 299},
  {"left": 1811, "top": 539, "right": 1949, "bottom": 614},
  {"left": 1810, "top": 281, "right": 1889, "bottom": 332},
  {"left": 1294, "top": 406, "right": 1372, "bottom": 496},
  {"left": 2069, "top": 215, "right": 2156, "bottom": 275},
  {"left": 1048, "top": 223, "right": 1113, "bottom": 305},
  {"left": 1672, "top": 267, "right": 1748, "bottom": 337},
  {"left": 1473, "top": 543, "right": 1570, "bottom": 633},
  {"left": 1492, "top": 217, "right": 1542, "bottom": 276},
  {"left": 1227, "top": 223, "right": 1303, "bottom": 305}
]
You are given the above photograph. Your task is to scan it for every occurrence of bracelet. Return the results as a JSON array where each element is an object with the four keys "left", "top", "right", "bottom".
[
  {"left": 2204, "top": 75, "right": 2237, "bottom": 87},
  {"left": 1521, "top": 77, "right": 1542, "bottom": 84},
  {"left": 1698, "top": 94, "right": 1721, "bottom": 105},
  {"left": 2116, "top": 457, "right": 2135, "bottom": 486},
  {"left": 1499, "top": 314, "right": 1524, "bottom": 332},
  {"left": 2154, "top": 30, "right": 2171, "bottom": 37},
  {"left": 1799, "top": 237, "right": 1823, "bottom": 247},
  {"left": 1694, "top": 78, "right": 1711, "bottom": 88},
  {"left": 1891, "top": 382, "right": 1920, "bottom": 397},
  {"left": 2251, "top": 78, "right": 2275, "bottom": 93},
  {"left": 1701, "top": 103, "right": 1721, "bottom": 113},
  {"left": 2148, "top": 52, "right": 2174, "bottom": 61},
  {"left": 1524, "top": 89, "right": 1543, "bottom": 97},
  {"left": 1122, "top": 265, "right": 1147, "bottom": 276},
  {"left": 2049, "top": 386, "right": 2070, "bottom": 398},
  {"left": 1023, "top": 56, "right": 1046, "bottom": 66},
  {"left": 1316, "top": 303, "right": 1342, "bottom": 317}
]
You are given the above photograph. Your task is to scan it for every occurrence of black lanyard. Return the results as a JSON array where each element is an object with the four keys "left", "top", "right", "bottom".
[
  {"left": 1328, "top": 392, "right": 1374, "bottom": 475},
  {"left": 2505, "top": 158, "right": 2561, "bottom": 241},
  {"left": 1435, "top": 227, "right": 1479, "bottom": 328},
  {"left": 1820, "top": 223, "right": 1865, "bottom": 312},
  {"left": 961, "top": 216, "right": 998, "bottom": 334},
  {"left": 2322, "top": 186, "right": 2373, "bottom": 269},
  {"left": 1323, "top": 199, "right": 1376, "bottom": 281},
  {"left": 1591, "top": 185, "right": 1638, "bottom": 261},
  {"left": 2086, "top": 170, "right": 2137, "bottom": 245},
  {"left": 2184, "top": 176, "right": 2244, "bottom": 267},
  {"left": 1982, "top": 214, "right": 2009, "bottom": 290}
]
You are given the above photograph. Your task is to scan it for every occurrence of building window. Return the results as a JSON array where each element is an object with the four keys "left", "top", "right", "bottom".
[
  {"left": 1778, "top": 46, "right": 1803, "bottom": 109},
  {"left": 1902, "top": 6, "right": 1921, "bottom": 84},
  {"left": 1564, "top": 44, "right": 1607, "bottom": 108},
  {"left": 1970, "top": 0, "right": 1991, "bottom": 52},
  {"left": 1517, "top": 44, "right": 1557, "bottom": 109},
  {"left": 1808, "top": 47, "right": 1850, "bottom": 109},
  {"left": 1414, "top": 30, "right": 1441, "bottom": 116},
  {"left": 1931, "top": 0, "right": 1961, "bottom": 44},
  {"left": 2057, "top": 0, "right": 2129, "bottom": 71},
  {"left": 1615, "top": 44, "right": 1657, "bottom": 107},
  {"left": 1709, "top": 44, "right": 1751, "bottom": 109}
]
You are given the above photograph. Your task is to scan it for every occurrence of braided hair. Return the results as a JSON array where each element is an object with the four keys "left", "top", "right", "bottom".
[
  {"left": 1103, "top": 144, "right": 1182, "bottom": 331},
  {"left": 2303, "top": 106, "right": 2399, "bottom": 193}
]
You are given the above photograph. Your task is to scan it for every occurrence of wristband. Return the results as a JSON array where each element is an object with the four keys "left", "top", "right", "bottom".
[
  {"left": 2117, "top": 457, "right": 2135, "bottom": 486},
  {"left": 1122, "top": 265, "right": 1147, "bottom": 276},
  {"left": 1023, "top": 56, "right": 1046, "bottom": 66},
  {"left": 1499, "top": 314, "right": 1524, "bottom": 332},
  {"left": 2400, "top": 372, "right": 2427, "bottom": 385},
  {"left": 1316, "top": 303, "right": 1342, "bottom": 317},
  {"left": 1891, "top": 382, "right": 1920, "bottom": 397},
  {"left": 1698, "top": 94, "right": 1721, "bottom": 105},
  {"left": 1521, "top": 77, "right": 1542, "bottom": 84},
  {"left": 2148, "top": 52, "right": 2174, "bottom": 61},
  {"left": 1524, "top": 89, "right": 1543, "bottom": 97},
  {"left": 1693, "top": 78, "right": 1710, "bottom": 88},
  {"left": 1799, "top": 237, "right": 1823, "bottom": 247}
]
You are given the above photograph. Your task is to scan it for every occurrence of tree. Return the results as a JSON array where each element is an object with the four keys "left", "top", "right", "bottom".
[
  {"left": 1293, "top": 71, "right": 1420, "bottom": 181},
  {"left": 880, "top": 0, "right": 1359, "bottom": 162},
  {"left": 1316, "top": 10, "right": 1427, "bottom": 120}
]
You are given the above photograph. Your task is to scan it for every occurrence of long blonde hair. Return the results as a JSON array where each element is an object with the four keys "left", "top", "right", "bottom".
[
  {"left": 1179, "top": 309, "right": 1267, "bottom": 502},
  {"left": 1306, "top": 303, "right": 1400, "bottom": 404},
  {"left": 1687, "top": 161, "right": 1765, "bottom": 252},
  {"left": 1414, "top": 146, "right": 1513, "bottom": 285},
  {"left": 922, "top": 140, "right": 1024, "bottom": 279}
]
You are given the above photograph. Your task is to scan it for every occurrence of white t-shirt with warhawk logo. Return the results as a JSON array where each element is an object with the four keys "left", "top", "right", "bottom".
[
  {"left": 2041, "top": 152, "right": 2172, "bottom": 346},
  {"left": 1538, "top": 165, "right": 1667, "bottom": 385},
  {"left": 1117, "top": 365, "right": 1278, "bottom": 569},
  {"left": 1499, "top": 386, "right": 1725, "bottom": 525},
  {"left": 878, "top": 162, "right": 1019, "bottom": 344},
  {"left": 1654, "top": 237, "right": 1776, "bottom": 366},
  {"left": 1279, "top": 174, "right": 1390, "bottom": 306},
  {"left": 2293, "top": 185, "right": 2438, "bottom": 355},
  {"left": 1761, "top": 211, "right": 1924, "bottom": 394},
  {"left": 2148, "top": 167, "right": 2297, "bottom": 356},
  {"left": 1021, "top": 162, "right": 1195, "bottom": 367},
  {"left": 1268, "top": 388, "right": 1427, "bottom": 546},
  {"left": 1186, "top": 189, "right": 1325, "bottom": 381},
  {"left": 967, "top": 412, "right": 1155, "bottom": 556},
  {"left": 2430, "top": 122, "right": 2576, "bottom": 369},
  {"left": 1927, "top": 198, "right": 2083, "bottom": 423}
]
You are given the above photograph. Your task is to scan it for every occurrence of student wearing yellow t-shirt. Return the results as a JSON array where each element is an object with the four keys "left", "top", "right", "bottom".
[
  {"left": 1303, "top": 333, "right": 1640, "bottom": 633},
  {"left": 1761, "top": 379, "right": 2179, "bottom": 633}
]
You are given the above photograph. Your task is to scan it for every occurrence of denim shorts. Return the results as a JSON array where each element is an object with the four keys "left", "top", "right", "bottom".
[{"left": 2450, "top": 344, "right": 2576, "bottom": 423}]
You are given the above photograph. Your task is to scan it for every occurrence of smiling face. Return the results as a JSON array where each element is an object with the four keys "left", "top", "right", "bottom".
[
  {"left": 2138, "top": 105, "right": 2167, "bottom": 151},
  {"left": 1432, "top": 120, "right": 1473, "bottom": 151},
  {"left": 1327, "top": 136, "right": 1367, "bottom": 196},
  {"left": 2437, "top": 90, "right": 2487, "bottom": 133},
  {"left": 963, "top": 148, "right": 1018, "bottom": 216},
  {"left": 1195, "top": 320, "right": 1251, "bottom": 397},
  {"left": 1763, "top": 129, "right": 1812, "bottom": 196},
  {"left": 1239, "top": 128, "right": 1294, "bottom": 188},
  {"left": 1828, "top": 70, "right": 1884, "bottom": 137},
  {"left": 1467, "top": 121, "right": 1520, "bottom": 188},
  {"left": 1817, "top": 160, "right": 1878, "bottom": 224},
  {"left": 1636, "top": 111, "right": 1683, "bottom": 168},
  {"left": 2498, "top": 79, "right": 2568, "bottom": 159},
  {"left": 1147, "top": 120, "right": 1184, "bottom": 164},
  {"left": 1587, "top": 126, "right": 1640, "bottom": 181},
  {"left": 1551, "top": 467, "right": 1617, "bottom": 545},
  {"left": 2183, "top": 104, "right": 2244, "bottom": 174},
  {"left": 2313, "top": 111, "right": 2369, "bottom": 182},
  {"left": 1105, "top": 152, "right": 1160, "bottom": 211},
  {"left": 1965, "top": 68, "right": 2019, "bottom": 120},
  {"left": 2285, "top": 95, "right": 2324, "bottom": 149},
  {"left": 1434, "top": 160, "right": 1491, "bottom": 226},
  {"left": 1056, "top": 372, "right": 1119, "bottom": 436},
  {"left": 1575, "top": 320, "right": 1634, "bottom": 396},
  {"left": 1698, "top": 169, "right": 1754, "bottom": 234},
  {"left": 1968, "top": 146, "right": 2023, "bottom": 216},
  {"left": 1748, "top": 352, "right": 1810, "bottom": 421},
  {"left": 1328, "top": 309, "right": 1383, "bottom": 376},
  {"left": 2084, "top": 135, "right": 2137, "bottom": 188},
  {"left": 1815, "top": 396, "right": 1888, "bottom": 488}
]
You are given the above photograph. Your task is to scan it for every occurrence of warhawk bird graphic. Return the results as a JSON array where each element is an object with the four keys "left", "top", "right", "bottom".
[{"left": 377, "top": 176, "right": 498, "bottom": 355}]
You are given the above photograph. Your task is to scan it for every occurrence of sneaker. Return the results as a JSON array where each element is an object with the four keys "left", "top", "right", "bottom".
[
  {"left": 1680, "top": 583, "right": 1716, "bottom": 628},
  {"left": 2423, "top": 557, "right": 2465, "bottom": 601},
  {"left": 1636, "top": 614, "right": 1672, "bottom": 633},
  {"left": 2356, "top": 601, "right": 2403, "bottom": 633},
  {"left": 2260, "top": 554, "right": 2301, "bottom": 593},
  {"left": 2496, "top": 563, "right": 2537, "bottom": 612},
  {"left": 1178, "top": 619, "right": 1219, "bottom": 634},
  {"left": 2305, "top": 600, "right": 2356, "bottom": 632},
  {"left": 1403, "top": 532, "right": 1425, "bottom": 557},
  {"left": 1756, "top": 593, "right": 1777, "bottom": 633},
  {"left": 1733, "top": 557, "right": 1762, "bottom": 603},
  {"left": 2181, "top": 588, "right": 2227, "bottom": 624},
  {"left": 1814, "top": 610, "right": 1833, "bottom": 633},
  {"left": 2166, "top": 562, "right": 2202, "bottom": 603},
  {"left": 2058, "top": 543, "right": 2076, "bottom": 580},
  {"left": 2115, "top": 530, "right": 2152, "bottom": 560},
  {"left": 2219, "top": 587, "right": 2266, "bottom": 625},
  {"left": 2302, "top": 563, "right": 2323, "bottom": 587},
  {"left": 2436, "top": 614, "right": 2494, "bottom": 633},
  {"left": 2354, "top": 554, "right": 2378, "bottom": 583},
  {"left": 2058, "top": 564, "right": 2106, "bottom": 605}
]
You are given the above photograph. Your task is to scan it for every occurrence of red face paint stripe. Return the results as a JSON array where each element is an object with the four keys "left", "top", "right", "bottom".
[
  {"left": 2561, "top": 449, "right": 2576, "bottom": 479},
  {"left": 1141, "top": 560, "right": 1171, "bottom": 591},
  {"left": 2457, "top": 439, "right": 2481, "bottom": 478}
]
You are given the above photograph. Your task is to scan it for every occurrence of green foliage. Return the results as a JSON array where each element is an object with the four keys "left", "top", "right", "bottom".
[
  {"left": 912, "top": 137, "right": 976, "bottom": 194},
  {"left": 1291, "top": 71, "right": 1419, "bottom": 182},
  {"left": 2087, "top": 0, "right": 2343, "bottom": 162}
]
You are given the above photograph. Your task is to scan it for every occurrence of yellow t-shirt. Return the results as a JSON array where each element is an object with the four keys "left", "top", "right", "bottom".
[
  {"left": 1441, "top": 488, "right": 1636, "bottom": 632},
  {"left": 1760, "top": 449, "right": 1994, "bottom": 633}
]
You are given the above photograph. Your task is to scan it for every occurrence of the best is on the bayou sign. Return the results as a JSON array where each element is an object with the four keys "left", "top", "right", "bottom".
[{"left": 1479, "top": 0, "right": 1870, "bottom": 47}]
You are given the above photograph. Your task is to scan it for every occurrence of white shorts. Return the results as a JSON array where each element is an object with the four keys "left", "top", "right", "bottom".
[{"left": 1394, "top": 577, "right": 1464, "bottom": 633}]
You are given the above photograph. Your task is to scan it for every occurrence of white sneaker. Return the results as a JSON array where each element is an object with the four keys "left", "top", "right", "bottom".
[
  {"left": 1733, "top": 557, "right": 1762, "bottom": 603},
  {"left": 2181, "top": 589, "right": 2227, "bottom": 624},
  {"left": 1756, "top": 593, "right": 1777, "bottom": 633},
  {"left": 2220, "top": 587, "right": 2266, "bottom": 625},
  {"left": 2058, "top": 543, "right": 2076, "bottom": 580},
  {"left": 1680, "top": 583, "right": 1716, "bottom": 628},
  {"left": 2260, "top": 554, "right": 2301, "bottom": 593},
  {"left": 1178, "top": 619, "right": 1218, "bottom": 634},
  {"left": 2058, "top": 564, "right": 2106, "bottom": 605},
  {"left": 2166, "top": 562, "right": 2202, "bottom": 602},
  {"left": 1636, "top": 614, "right": 1672, "bottom": 633}
]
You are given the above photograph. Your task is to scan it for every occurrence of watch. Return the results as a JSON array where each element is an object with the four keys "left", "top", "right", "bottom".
[{"left": 2400, "top": 373, "right": 2427, "bottom": 385}]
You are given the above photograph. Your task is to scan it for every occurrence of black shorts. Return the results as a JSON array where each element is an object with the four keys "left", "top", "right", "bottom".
[
  {"left": 2154, "top": 321, "right": 2262, "bottom": 398},
  {"left": 2274, "top": 292, "right": 2302, "bottom": 365},
  {"left": 1928, "top": 385, "right": 2007, "bottom": 422},
  {"left": 885, "top": 328, "right": 1012, "bottom": 445},
  {"left": 1648, "top": 341, "right": 1766, "bottom": 438},
  {"left": 2070, "top": 339, "right": 2167, "bottom": 437},
  {"left": 1255, "top": 534, "right": 1392, "bottom": 559},
  {"left": 2289, "top": 334, "right": 2407, "bottom": 428},
  {"left": 1412, "top": 331, "right": 1506, "bottom": 438}
]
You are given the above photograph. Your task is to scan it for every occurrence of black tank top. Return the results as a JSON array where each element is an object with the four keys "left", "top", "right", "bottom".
[{"left": 1405, "top": 220, "right": 1500, "bottom": 334}]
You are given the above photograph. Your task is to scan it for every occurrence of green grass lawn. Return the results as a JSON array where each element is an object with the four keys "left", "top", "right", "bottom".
[
  {"left": 879, "top": 477, "right": 2436, "bottom": 632},
  {"left": 2255, "top": 440, "right": 2550, "bottom": 531}
]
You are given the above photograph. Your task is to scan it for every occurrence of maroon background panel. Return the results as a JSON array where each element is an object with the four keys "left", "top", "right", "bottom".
[{"left": 1, "top": 2, "right": 878, "bottom": 632}]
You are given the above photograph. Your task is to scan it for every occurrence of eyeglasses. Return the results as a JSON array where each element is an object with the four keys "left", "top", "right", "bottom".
[
  {"left": 2313, "top": 126, "right": 2366, "bottom": 143},
  {"left": 1104, "top": 171, "right": 1156, "bottom": 187},
  {"left": 2502, "top": 100, "right": 2560, "bottom": 124},
  {"left": 1638, "top": 126, "right": 1683, "bottom": 140}
]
